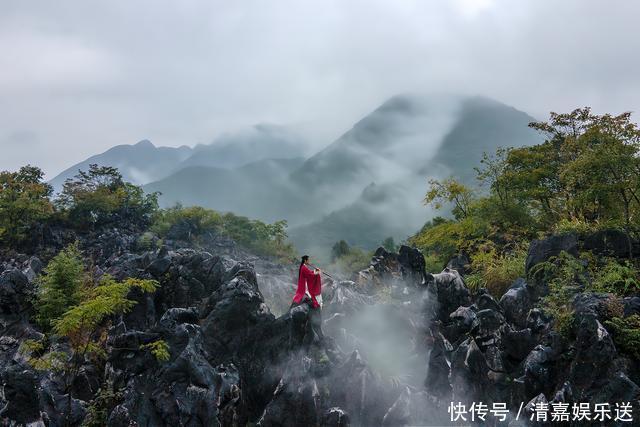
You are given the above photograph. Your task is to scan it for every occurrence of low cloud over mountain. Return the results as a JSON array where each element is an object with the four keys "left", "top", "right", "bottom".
[{"left": 52, "top": 93, "right": 541, "bottom": 255}]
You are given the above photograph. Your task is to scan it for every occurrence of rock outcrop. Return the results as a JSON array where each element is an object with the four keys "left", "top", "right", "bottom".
[{"left": 1, "top": 233, "right": 639, "bottom": 426}]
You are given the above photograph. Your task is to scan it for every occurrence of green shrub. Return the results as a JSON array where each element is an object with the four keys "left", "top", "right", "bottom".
[
  {"left": 471, "top": 195, "right": 537, "bottom": 238},
  {"left": 591, "top": 259, "right": 640, "bottom": 296},
  {"left": 423, "top": 178, "right": 474, "bottom": 220},
  {"left": 605, "top": 315, "right": 640, "bottom": 360},
  {"left": 223, "top": 214, "right": 295, "bottom": 261},
  {"left": 150, "top": 205, "right": 222, "bottom": 238},
  {"left": 52, "top": 275, "right": 158, "bottom": 343},
  {"left": 542, "top": 277, "right": 578, "bottom": 340},
  {"left": 19, "top": 339, "right": 66, "bottom": 372},
  {"left": 528, "top": 251, "right": 587, "bottom": 289},
  {"left": 530, "top": 251, "right": 586, "bottom": 339},
  {"left": 35, "top": 242, "right": 85, "bottom": 330},
  {"left": 141, "top": 339, "right": 170, "bottom": 362},
  {"left": 553, "top": 218, "right": 598, "bottom": 235},
  {"left": 136, "top": 231, "right": 158, "bottom": 251},
  {"left": 329, "top": 246, "right": 373, "bottom": 277},
  {"left": 151, "top": 205, "right": 296, "bottom": 260},
  {"left": 409, "top": 216, "right": 489, "bottom": 264},
  {"left": 82, "top": 387, "right": 123, "bottom": 427},
  {"left": 464, "top": 272, "right": 484, "bottom": 293},
  {"left": 424, "top": 252, "right": 445, "bottom": 274},
  {"left": 467, "top": 244, "right": 526, "bottom": 297},
  {"left": 331, "top": 240, "right": 351, "bottom": 261},
  {"left": 381, "top": 237, "right": 398, "bottom": 253},
  {"left": 31, "top": 275, "right": 158, "bottom": 368}
]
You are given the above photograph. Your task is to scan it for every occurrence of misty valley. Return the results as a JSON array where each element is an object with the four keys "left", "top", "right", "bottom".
[
  {"left": 49, "top": 94, "right": 542, "bottom": 261},
  {"left": 1, "top": 100, "right": 640, "bottom": 426}
]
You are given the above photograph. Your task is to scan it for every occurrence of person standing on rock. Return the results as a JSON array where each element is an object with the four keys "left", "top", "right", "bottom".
[{"left": 292, "top": 255, "right": 322, "bottom": 308}]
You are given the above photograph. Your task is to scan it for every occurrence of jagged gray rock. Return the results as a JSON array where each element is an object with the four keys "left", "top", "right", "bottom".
[
  {"left": 2, "top": 230, "right": 640, "bottom": 426},
  {"left": 525, "top": 233, "right": 578, "bottom": 274}
]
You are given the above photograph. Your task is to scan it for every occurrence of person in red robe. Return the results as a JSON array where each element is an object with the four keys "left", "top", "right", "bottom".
[{"left": 292, "top": 255, "right": 322, "bottom": 308}]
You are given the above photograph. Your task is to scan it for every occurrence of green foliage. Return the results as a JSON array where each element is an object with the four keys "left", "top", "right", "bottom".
[
  {"left": 552, "top": 218, "right": 599, "bottom": 235},
  {"left": 151, "top": 205, "right": 295, "bottom": 259},
  {"left": 136, "top": 231, "right": 159, "bottom": 251},
  {"left": 30, "top": 275, "right": 158, "bottom": 365},
  {"left": 381, "top": 237, "right": 397, "bottom": 253},
  {"left": 471, "top": 195, "right": 537, "bottom": 237},
  {"left": 0, "top": 165, "right": 53, "bottom": 246},
  {"left": 424, "top": 178, "right": 474, "bottom": 220},
  {"left": 547, "top": 298, "right": 575, "bottom": 340},
  {"left": 19, "top": 339, "right": 67, "bottom": 371},
  {"left": 82, "top": 387, "right": 123, "bottom": 427},
  {"left": 530, "top": 251, "right": 586, "bottom": 338},
  {"left": 605, "top": 315, "right": 640, "bottom": 360},
  {"left": 35, "top": 242, "right": 85, "bottom": 331},
  {"left": 56, "top": 164, "right": 158, "bottom": 230},
  {"left": 19, "top": 338, "right": 44, "bottom": 354},
  {"left": 590, "top": 259, "right": 640, "bottom": 296},
  {"left": 27, "top": 273, "right": 158, "bottom": 424},
  {"left": 140, "top": 339, "right": 170, "bottom": 362},
  {"left": 415, "top": 109, "right": 640, "bottom": 263},
  {"left": 529, "top": 251, "right": 587, "bottom": 289},
  {"left": 508, "top": 108, "right": 640, "bottom": 228},
  {"left": 463, "top": 273, "right": 484, "bottom": 293},
  {"left": 542, "top": 278, "right": 577, "bottom": 340},
  {"left": 53, "top": 275, "right": 158, "bottom": 346},
  {"left": 221, "top": 213, "right": 294, "bottom": 259},
  {"left": 408, "top": 216, "right": 490, "bottom": 268},
  {"left": 328, "top": 245, "right": 372, "bottom": 277},
  {"left": 331, "top": 240, "right": 351, "bottom": 261},
  {"left": 411, "top": 108, "right": 640, "bottom": 332},
  {"left": 466, "top": 244, "right": 527, "bottom": 297},
  {"left": 150, "top": 205, "right": 222, "bottom": 238},
  {"left": 560, "top": 123, "right": 640, "bottom": 227},
  {"left": 423, "top": 252, "right": 444, "bottom": 274},
  {"left": 475, "top": 148, "right": 512, "bottom": 207}
]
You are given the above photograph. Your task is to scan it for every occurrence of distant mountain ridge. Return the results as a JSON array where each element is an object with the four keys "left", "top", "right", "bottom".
[
  {"left": 51, "top": 94, "right": 543, "bottom": 256},
  {"left": 49, "top": 140, "right": 193, "bottom": 190},
  {"left": 49, "top": 124, "right": 308, "bottom": 190}
]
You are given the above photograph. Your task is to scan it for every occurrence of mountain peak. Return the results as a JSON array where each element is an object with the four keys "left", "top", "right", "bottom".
[{"left": 134, "top": 139, "right": 155, "bottom": 148}]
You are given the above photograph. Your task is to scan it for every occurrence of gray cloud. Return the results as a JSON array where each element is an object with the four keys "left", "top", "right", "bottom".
[{"left": 1, "top": 0, "right": 639, "bottom": 177}]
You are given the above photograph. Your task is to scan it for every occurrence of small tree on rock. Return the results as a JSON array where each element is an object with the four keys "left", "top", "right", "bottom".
[
  {"left": 35, "top": 242, "right": 85, "bottom": 331},
  {"left": 24, "top": 274, "right": 159, "bottom": 425}
]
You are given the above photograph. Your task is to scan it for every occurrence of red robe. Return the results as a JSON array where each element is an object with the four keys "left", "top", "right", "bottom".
[{"left": 292, "top": 264, "right": 322, "bottom": 308}]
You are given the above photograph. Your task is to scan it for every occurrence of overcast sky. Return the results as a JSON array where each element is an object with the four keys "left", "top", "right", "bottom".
[{"left": 1, "top": 0, "right": 639, "bottom": 177}]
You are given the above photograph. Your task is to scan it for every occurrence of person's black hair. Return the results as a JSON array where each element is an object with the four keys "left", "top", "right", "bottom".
[
  {"left": 299, "top": 256, "right": 310, "bottom": 282},
  {"left": 300, "top": 255, "right": 309, "bottom": 268}
]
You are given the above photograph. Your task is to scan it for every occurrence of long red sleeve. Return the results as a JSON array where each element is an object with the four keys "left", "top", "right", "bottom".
[
  {"left": 292, "top": 265, "right": 307, "bottom": 304},
  {"left": 292, "top": 264, "right": 322, "bottom": 308}
]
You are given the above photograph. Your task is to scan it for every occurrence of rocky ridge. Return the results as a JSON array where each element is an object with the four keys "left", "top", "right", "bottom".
[{"left": 0, "top": 229, "right": 639, "bottom": 426}]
